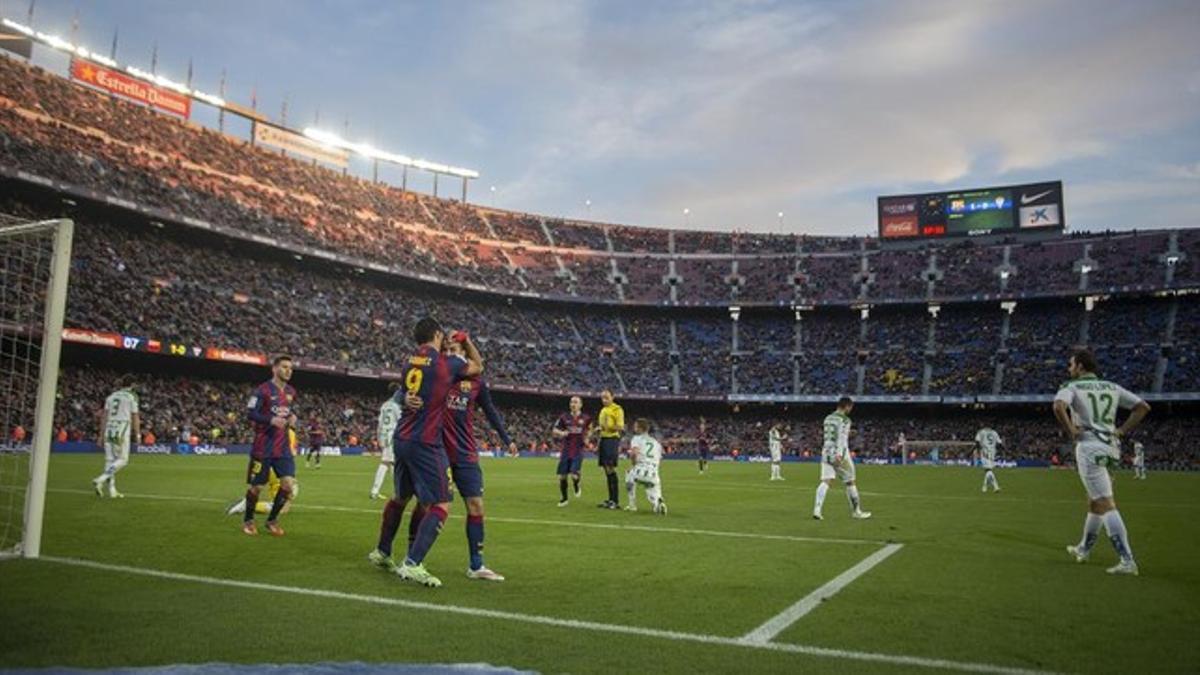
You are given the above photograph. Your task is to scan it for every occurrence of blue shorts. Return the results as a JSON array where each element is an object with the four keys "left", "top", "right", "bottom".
[
  {"left": 557, "top": 453, "right": 583, "bottom": 475},
  {"left": 247, "top": 454, "right": 295, "bottom": 485},
  {"left": 393, "top": 440, "right": 452, "bottom": 505},
  {"left": 451, "top": 461, "right": 484, "bottom": 499},
  {"left": 698, "top": 446, "right": 710, "bottom": 459},
  {"left": 598, "top": 438, "right": 620, "bottom": 467}
]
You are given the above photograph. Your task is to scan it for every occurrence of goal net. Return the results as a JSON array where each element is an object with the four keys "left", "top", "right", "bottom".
[
  {"left": 898, "top": 434, "right": 977, "bottom": 466},
  {"left": 0, "top": 215, "right": 73, "bottom": 559}
]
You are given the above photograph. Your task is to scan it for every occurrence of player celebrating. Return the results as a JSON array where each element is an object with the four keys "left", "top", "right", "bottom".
[
  {"left": 624, "top": 418, "right": 667, "bottom": 514},
  {"left": 697, "top": 417, "right": 710, "bottom": 474},
  {"left": 1132, "top": 441, "right": 1147, "bottom": 480},
  {"left": 813, "top": 397, "right": 871, "bottom": 521},
  {"left": 1056, "top": 349, "right": 1150, "bottom": 575},
  {"left": 552, "top": 396, "right": 591, "bottom": 506},
  {"left": 437, "top": 335, "right": 515, "bottom": 580},
  {"left": 768, "top": 422, "right": 788, "bottom": 480},
  {"left": 370, "top": 383, "right": 403, "bottom": 499},
  {"left": 368, "top": 317, "right": 482, "bottom": 588},
  {"left": 975, "top": 426, "right": 1003, "bottom": 493},
  {"left": 241, "top": 355, "right": 298, "bottom": 537},
  {"left": 595, "top": 389, "right": 625, "bottom": 509},
  {"left": 91, "top": 377, "right": 140, "bottom": 498}
]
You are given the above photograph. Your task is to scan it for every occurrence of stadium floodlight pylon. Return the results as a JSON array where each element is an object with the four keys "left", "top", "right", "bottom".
[{"left": 0, "top": 216, "right": 73, "bottom": 560}]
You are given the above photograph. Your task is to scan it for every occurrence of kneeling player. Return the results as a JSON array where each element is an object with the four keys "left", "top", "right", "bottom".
[
  {"left": 624, "top": 418, "right": 667, "bottom": 515},
  {"left": 813, "top": 397, "right": 870, "bottom": 521}
]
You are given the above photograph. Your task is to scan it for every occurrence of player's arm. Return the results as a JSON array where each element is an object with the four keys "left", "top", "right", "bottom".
[
  {"left": 246, "top": 389, "right": 274, "bottom": 425},
  {"left": 551, "top": 418, "right": 568, "bottom": 439},
  {"left": 477, "top": 382, "right": 514, "bottom": 448},
  {"left": 1116, "top": 393, "right": 1151, "bottom": 440},
  {"left": 459, "top": 332, "right": 484, "bottom": 377},
  {"left": 131, "top": 412, "right": 140, "bottom": 447},
  {"left": 97, "top": 405, "right": 107, "bottom": 444},
  {"left": 614, "top": 406, "right": 625, "bottom": 433},
  {"left": 1052, "top": 392, "right": 1079, "bottom": 440}
]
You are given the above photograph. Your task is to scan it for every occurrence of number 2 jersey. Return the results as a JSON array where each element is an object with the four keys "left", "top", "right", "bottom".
[
  {"left": 394, "top": 344, "right": 468, "bottom": 448},
  {"left": 104, "top": 388, "right": 139, "bottom": 447},
  {"left": 1054, "top": 375, "right": 1143, "bottom": 446}
]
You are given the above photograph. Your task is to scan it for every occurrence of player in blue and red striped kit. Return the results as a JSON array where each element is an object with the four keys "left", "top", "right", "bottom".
[
  {"left": 552, "top": 396, "right": 592, "bottom": 506},
  {"left": 368, "top": 317, "right": 482, "bottom": 588},
  {"left": 241, "top": 355, "right": 298, "bottom": 537}
]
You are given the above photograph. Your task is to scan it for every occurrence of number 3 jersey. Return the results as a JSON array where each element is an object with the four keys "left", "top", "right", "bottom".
[
  {"left": 104, "top": 388, "right": 139, "bottom": 447},
  {"left": 1054, "top": 375, "right": 1143, "bottom": 446}
]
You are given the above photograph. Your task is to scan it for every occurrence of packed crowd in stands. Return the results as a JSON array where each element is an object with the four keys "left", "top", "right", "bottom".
[
  {"left": 49, "top": 366, "right": 1200, "bottom": 470},
  {"left": 1, "top": 54, "right": 1195, "bottom": 311}
]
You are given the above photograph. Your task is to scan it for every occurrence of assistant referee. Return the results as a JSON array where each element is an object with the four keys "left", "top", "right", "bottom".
[{"left": 595, "top": 389, "right": 625, "bottom": 510}]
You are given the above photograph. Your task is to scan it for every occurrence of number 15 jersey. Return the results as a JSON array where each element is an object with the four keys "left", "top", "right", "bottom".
[{"left": 1054, "top": 375, "right": 1143, "bottom": 446}]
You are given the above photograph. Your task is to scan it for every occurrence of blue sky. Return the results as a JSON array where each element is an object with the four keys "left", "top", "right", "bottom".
[{"left": 11, "top": 0, "right": 1200, "bottom": 235}]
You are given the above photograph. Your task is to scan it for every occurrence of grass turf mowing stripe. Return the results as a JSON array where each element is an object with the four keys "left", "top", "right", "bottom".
[
  {"left": 742, "top": 543, "right": 905, "bottom": 644},
  {"left": 38, "top": 555, "right": 1055, "bottom": 675},
  {"left": 45, "top": 488, "right": 886, "bottom": 545}
]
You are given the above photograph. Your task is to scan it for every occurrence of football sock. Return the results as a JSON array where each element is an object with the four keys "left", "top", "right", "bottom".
[
  {"left": 408, "top": 504, "right": 426, "bottom": 547},
  {"left": 243, "top": 490, "right": 259, "bottom": 523},
  {"left": 466, "top": 514, "right": 485, "bottom": 571},
  {"left": 1102, "top": 510, "right": 1134, "bottom": 562},
  {"left": 626, "top": 478, "right": 636, "bottom": 505},
  {"left": 814, "top": 482, "right": 829, "bottom": 513},
  {"left": 407, "top": 504, "right": 448, "bottom": 565},
  {"left": 1078, "top": 512, "right": 1102, "bottom": 552},
  {"left": 377, "top": 498, "right": 404, "bottom": 556},
  {"left": 371, "top": 464, "right": 389, "bottom": 495},
  {"left": 646, "top": 483, "right": 661, "bottom": 504},
  {"left": 559, "top": 477, "right": 568, "bottom": 501},
  {"left": 267, "top": 488, "right": 290, "bottom": 522},
  {"left": 572, "top": 476, "right": 580, "bottom": 493},
  {"left": 846, "top": 485, "right": 862, "bottom": 512},
  {"left": 606, "top": 472, "right": 619, "bottom": 503}
]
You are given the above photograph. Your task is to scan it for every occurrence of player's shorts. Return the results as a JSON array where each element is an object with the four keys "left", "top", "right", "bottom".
[
  {"left": 104, "top": 439, "right": 131, "bottom": 464},
  {"left": 769, "top": 446, "right": 782, "bottom": 462},
  {"left": 380, "top": 442, "right": 395, "bottom": 464},
  {"left": 393, "top": 440, "right": 452, "bottom": 505},
  {"left": 698, "top": 445, "right": 710, "bottom": 460},
  {"left": 980, "top": 459, "right": 995, "bottom": 470},
  {"left": 820, "top": 455, "right": 856, "bottom": 483},
  {"left": 625, "top": 464, "right": 659, "bottom": 487},
  {"left": 247, "top": 454, "right": 296, "bottom": 486},
  {"left": 1075, "top": 441, "right": 1118, "bottom": 500},
  {"left": 451, "top": 461, "right": 484, "bottom": 499},
  {"left": 598, "top": 437, "right": 620, "bottom": 467},
  {"left": 556, "top": 452, "right": 583, "bottom": 475}
]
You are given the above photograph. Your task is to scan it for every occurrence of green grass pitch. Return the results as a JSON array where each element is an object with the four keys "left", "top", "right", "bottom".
[{"left": 1, "top": 455, "right": 1198, "bottom": 674}]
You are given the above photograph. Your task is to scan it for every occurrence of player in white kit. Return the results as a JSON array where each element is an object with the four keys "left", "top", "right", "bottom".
[
  {"left": 974, "top": 427, "right": 1002, "bottom": 493},
  {"left": 92, "top": 380, "right": 140, "bottom": 498},
  {"left": 768, "top": 423, "right": 788, "bottom": 480},
  {"left": 1132, "top": 441, "right": 1147, "bottom": 480},
  {"left": 369, "top": 382, "right": 404, "bottom": 500},
  {"left": 813, "top": 397, "right": 870, "bottom": 520},
  {"left": 1055, "top": 349, "right": 1150, "bottom": 576},
  {"left": 624, "top": 419, "right": 667, "bottom": 515}
]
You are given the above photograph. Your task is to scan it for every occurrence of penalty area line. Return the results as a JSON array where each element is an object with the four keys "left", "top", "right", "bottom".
[
  {"left": 37, "top": 556, "right": 1053, "bottom": 675},
  {"left": 741, "top": 543, "right": 904, "bottom": 644}
]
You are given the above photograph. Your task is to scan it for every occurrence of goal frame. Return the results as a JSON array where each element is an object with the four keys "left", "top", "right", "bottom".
[{"left": 0, "top": 218, "right": 73, "bottom": 559}]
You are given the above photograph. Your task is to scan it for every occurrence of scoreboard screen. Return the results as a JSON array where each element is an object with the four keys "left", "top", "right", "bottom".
[{"left": 878, "top": 181, "right": 1063, "bottom": 240}]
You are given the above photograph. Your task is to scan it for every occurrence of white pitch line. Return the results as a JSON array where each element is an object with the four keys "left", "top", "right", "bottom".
[
  {"left": 45, "top": 488, "right": 883, "bottom": 545},
  {"left": 742, "top": 543, "right": 905, "bottom": 645},
  {"left": 37, "top": 555, "right": 1052, "bottom": 675}
]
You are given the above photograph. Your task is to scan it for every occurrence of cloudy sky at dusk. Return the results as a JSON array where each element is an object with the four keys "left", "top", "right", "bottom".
[{"left": 14, "top": 0, "right": 1200, "bottom": 235}]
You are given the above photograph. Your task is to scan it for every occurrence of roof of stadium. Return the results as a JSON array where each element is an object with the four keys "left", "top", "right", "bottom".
[{"left": 16, "top": 0, "right": 1200, "bottom": 235}]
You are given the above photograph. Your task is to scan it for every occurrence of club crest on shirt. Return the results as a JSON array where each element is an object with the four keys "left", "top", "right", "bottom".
[{"left": 459, "top": 381, "right": 473, "bottom": 393}]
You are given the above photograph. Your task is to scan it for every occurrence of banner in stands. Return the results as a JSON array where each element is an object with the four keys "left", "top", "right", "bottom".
[
  {"left": 69, "top": 57, "right": 191, "bottom": 118},
  {"left": 62, "top": 327, "right": 122, "bottom": 348},
  {"left": 253, "top": 123, "right": 349, "bottom": 168},
  {"left": 205, "top": 347, "right": 267, "bottom": 365}
]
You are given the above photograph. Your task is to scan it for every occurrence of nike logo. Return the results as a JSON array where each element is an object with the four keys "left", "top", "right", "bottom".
[{"left": 1021, "top": 190, "right": 1053, "bottom": 205}]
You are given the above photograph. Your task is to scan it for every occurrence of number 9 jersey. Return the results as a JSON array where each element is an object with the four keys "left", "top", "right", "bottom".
[{"left": 393, "top": 344, "right": 468, "bottom": 448}]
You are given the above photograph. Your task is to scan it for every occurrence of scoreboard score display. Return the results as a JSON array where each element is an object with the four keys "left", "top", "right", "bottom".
[{"left": 878, "top": 181, "right": 1064, "bottom": 240}]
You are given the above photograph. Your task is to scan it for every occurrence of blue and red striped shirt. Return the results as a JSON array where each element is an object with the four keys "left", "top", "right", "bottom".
[
  {"left": 443, "top": 375, "right": 511, "bottom": 464},
  {"left": 246, "top": 380, "right": 296, "bottom": 459},
  {"left": 394, "top": 344, "right": 468, "bottom": 447},
  {"left": 554, "top": 413, "right": 591, "bottom": 459}
]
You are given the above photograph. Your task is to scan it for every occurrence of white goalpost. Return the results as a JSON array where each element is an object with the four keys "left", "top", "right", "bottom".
[
  {"left": 898, "top": 434, "right": 976, "bottom": 466},
  {"left": 0, "top": 216, "right": 73, "bottom": 559}
]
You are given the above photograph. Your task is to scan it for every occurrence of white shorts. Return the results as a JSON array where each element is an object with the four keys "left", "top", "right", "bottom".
[
  {"left": 104, "top": 440, "right": 130, "bottom": 465},
  {"left": 381, "top": 443, "right": 395, "bottom": 464},
  {"left": 625, "top": 465, "right": 659, "bottom": 487},
  {"left": 1075, "top": 441, "right": 1117, "bottom": 500},
  {"left": 769, "top": 446, "right": 782, "bottom": 462},
  {"left": 980, "top": 459, "right": 995, "bottom": 470},
  {"left": 820, "top": 455, "right": 855, "bottom": 483}
]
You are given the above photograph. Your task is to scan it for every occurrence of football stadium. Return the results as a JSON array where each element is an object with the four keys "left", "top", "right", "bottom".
[{"left": 1, "top": 2, "right": 1199, "bottom": 674}]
